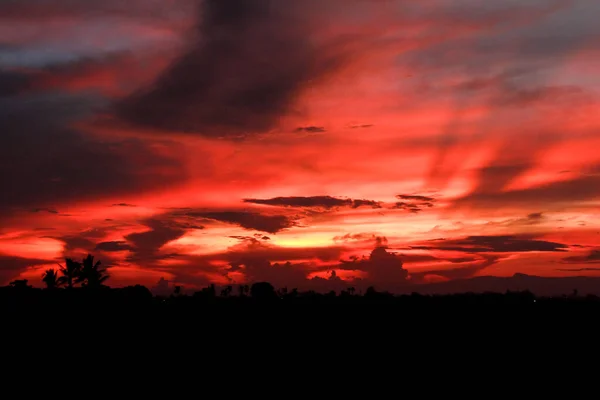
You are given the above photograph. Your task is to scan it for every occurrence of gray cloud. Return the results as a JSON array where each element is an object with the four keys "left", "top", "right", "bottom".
[
  {"left": 0, "top": 90, "right": 187, "bottom": 215},
  {"left": 115, "top": 0, "right": 347, "bottom": 137}
]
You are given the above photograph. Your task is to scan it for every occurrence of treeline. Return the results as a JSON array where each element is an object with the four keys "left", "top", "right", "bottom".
[
  {"left": 3, "top": 254, "right": 600, "bottom": 309},
  {"left": 3, "top": 280, "right": 600, "bottom": 308}
]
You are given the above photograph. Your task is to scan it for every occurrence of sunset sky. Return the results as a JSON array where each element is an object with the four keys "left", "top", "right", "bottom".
[{"left": 1, "top": 0, "right": 600, "bottom": 291}]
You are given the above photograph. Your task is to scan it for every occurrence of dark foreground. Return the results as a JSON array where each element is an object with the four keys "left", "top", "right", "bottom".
[
  {"left": 3, "top": 282, "right": 600, "bottom": 311},
  {"left": 4, "top": 284, "right": 599, "bottom": 352}
]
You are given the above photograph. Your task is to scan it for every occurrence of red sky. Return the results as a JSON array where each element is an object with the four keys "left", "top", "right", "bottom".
[{"left": 1, "top": 0, "right": 600, "bottom": 291}]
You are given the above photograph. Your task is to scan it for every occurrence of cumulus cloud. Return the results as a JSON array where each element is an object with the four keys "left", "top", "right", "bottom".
[{"left": 337, "top": 246, "right": 409, "bottom": 288}]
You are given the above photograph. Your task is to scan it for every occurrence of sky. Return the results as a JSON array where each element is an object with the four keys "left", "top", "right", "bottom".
[{"left": 1, "top": 0, "right": 600, "bottom": 291}]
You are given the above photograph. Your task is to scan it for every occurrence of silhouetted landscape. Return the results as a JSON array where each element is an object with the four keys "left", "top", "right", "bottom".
[{"left": 4, "top": 254, "right": 600, "bottom": 316}]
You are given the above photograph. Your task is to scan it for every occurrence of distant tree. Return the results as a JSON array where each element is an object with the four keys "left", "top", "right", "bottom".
[
  {"left": 76, "top": 254, "right": 109, "bottom": 288},
  {"left": 58, "top": 258, "right": 81, "bottom": 289},
  {"left": 9, "top": 279, "right": 31, "bottom": 289},
  {"left": 220, "top": 285, "right": 233, "bottom": 297},
  {"left": 250, "top": 282, "right": 277, "bottom": 301},
  {"left": 238, "top": 284, "right": 249, "bottom": 297},
  {"left": 42, "top": 269, "right": 61, "bottom": 289},
  {"left": 173, "top": 285, "right": 182, "bottom": 296}
]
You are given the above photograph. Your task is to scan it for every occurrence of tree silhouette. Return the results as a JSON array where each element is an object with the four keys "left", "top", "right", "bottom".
[
  {"left": 220, "top": 285, "right": 233, "bottom": 297},
  {"left": 58, "top": 258, "right": 81, "bottom": 289},
  {"left": 238, "top": 284, "right": 249, "bottom": 297},
  {"left": 42, "top": 269, "right": 61, "bottom": 289},
  {"left": 9, "top": 279, "right": 31, "bottom": 289},
  {"left": 250, "top": 282, "right": 277, "bottom": 300},
  {"left": 77, "top": 254, "right": 109, "bottom": 288}
]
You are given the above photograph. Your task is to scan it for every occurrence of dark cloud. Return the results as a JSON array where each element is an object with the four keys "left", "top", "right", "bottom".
[
  {"left": 333, "top": 233, "right": 385, "bottom": 245},
  {"left": 412, "top": 235, "right": 570, "bottom": 253},
  {"left": 350, "top": 124, "right": 373, "bottom": 129},
  {"left": 227, "top": 258, "right": 308, "bottom": 287},
  {"left": 0, "top": 70, "right": 34, "bottom": 97},
  {"left": 0, "top": 0, "right": 197, "bottom": 23},
  {"left": 562, "top": 250, "right": 600, "bottom": 264},
  {"left": 453, "top": 169, "right": 600, "bottom": 210},
  {"left": 337, "top": 246, "right": 409, "bottom": 288},
  {"left": 411, "top": 255, "right": 502, "bottom": 282},
  {"left": 294, "top": 126, "right": 326, "bottom": 133},
  {"left": 184, "top": 211, "right": 295, "bottom": 234},
  {"left": 184, "top": 238, "right": 346, "bottom": 266},
  {"left": 243, "top": 196, "right": 382, "bottom": 210},
  {"left": 246, "top": 196, "right": 349, "bottom": 208},
  {"left": 31, "top": 208, "right": 59, "bottom": 214},
  {"left": 0, "top": 254, "right": 51, "bottom": 284},
  {"left": 229, "top": 234, "right": 271, "bottom": 243},
  {"left": 95, "top": 241, "right": 134, "bottom": 252},
  {"left": 0, "top": 90, "right": 187, "bottom": 216},
  {"left": 351, "top": 199, "right": 383, "bottom": 209},
  {"left": 393, "top": 194, "right": 436, "bottom": 213},
  {"left": 115, "top": 0, "right": 347, "bottom": 137},
  {"left": 397, "top": 195, "right": 435, "bottom": 202},
  {"left": 111, "top": 203, "right": 137, "bottom": 208},
  {"left": 125, "top": 219, "right": 187, "bottom": 262},
  {"left": 59, "top": 235, "right": 95, "bottom": 255}
]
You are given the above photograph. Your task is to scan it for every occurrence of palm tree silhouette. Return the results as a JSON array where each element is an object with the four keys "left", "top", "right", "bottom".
[
  {"left": 58, "top": 258, "right": 81, "bottom": 289},
  {"left": 42, "top": 269, "right": 61, "bottom": 289},
  {"left": 77, "top": 254, "right": 109, "bottom": 288}
]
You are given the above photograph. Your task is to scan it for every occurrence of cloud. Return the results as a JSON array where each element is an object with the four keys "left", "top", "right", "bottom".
[
  {"left": 115, "top": 0, "right": 348, "bottom": 137},
  {"left": 294, "top": 126, "right": 326, "bottom": 133},
  {"left": 243, "top": 196, "right": 382, "bottom": 210},
  {"left": 393, "top": 194, "right": 436, "bottom": 213},
  {"left": 0, "top": 70, "right": 33, "bottom": 96},
  {"left": 0, "top": 90, "right": 187, "bottom": 216},
  {"left": 111, "top": 203, "right": 137, "bottom": 208},
  {"left": 0, "top": 254, "right": 52, "bottom": 284},
  {"left": 337, "top": 246, "right": 409, "bottom": 288},
  {"left": 411, "top": 255, "right": 502, "bottom": 282},
  {"left": 453, "top": 169, "right": 600, "bottom": 210},
  {"left": 333, "top": 233, "right": 387, "bottom": 245},
  {"left": 95, "top": 241, "right": 134, "bottom": 252},
  {"left": 556, "top": 268, "right": 600, "bottom": 272},
  {"left": 562, "top": 250, "right": 600, "bottom": 264},
  {"left": 125, "top": 218, "right": 188, "bottom": 261},
  {"left": 397, "top": 195, "right": 435, "bottom": 202},
  {"left": 184, "top": 211, "right": 295, "bottom": 234},
  {"left": 412, "top": 235, "right": 570, "bottom": 253},
  {"left": 31, "top": 208, "right": 59, "bottom": 214}
]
